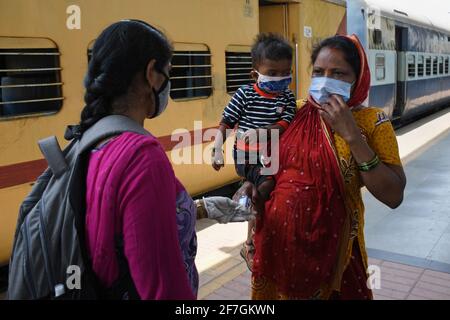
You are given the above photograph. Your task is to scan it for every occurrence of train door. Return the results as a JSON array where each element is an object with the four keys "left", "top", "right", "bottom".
[
  {"left": 258, "top": 2, "right": 299, "bottom": 97},
  {"left": 394, "top": 25, "right": 408, "bottom": 119}
]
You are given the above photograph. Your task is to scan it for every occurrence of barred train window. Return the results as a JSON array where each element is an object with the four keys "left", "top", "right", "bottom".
[
  {"left": 169, "top": 44, "right": 212, "bottom": 100},
  {"left": 417, "top": 55, "right": 424, "bottom": 77},
  {"left": 407, "top": 55, "right": 416, "bottom": 78},
  {"left": 445, "top": 57, "right": 449, "bottom": 74},
  {"left": 225, "top": 46, "right": 253, "bottom": 94},
  {"left": 438, "top": 56, "right": 444, "bottom": 74},
  {"left": 375, "top": 54, "right": 385, "bottom": 81},
  {"left": 425, "top": 57, "right": 432, "bottom": 76},
  {"left": 432, "top": 56, "right": 438, "bottom": 75},
  {"left": 0, "top": 37, "right": 63, "bottom": 117}
]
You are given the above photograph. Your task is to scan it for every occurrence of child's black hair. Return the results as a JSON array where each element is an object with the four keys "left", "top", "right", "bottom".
[{"left": 251, "top": 33, "right": 293, "bottom": 68}]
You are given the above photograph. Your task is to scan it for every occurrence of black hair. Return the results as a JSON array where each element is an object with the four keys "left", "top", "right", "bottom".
[
  {"left": 311, "top": 35, "right": 361, "bottom": 77},
  {"left": 251, "top": 33, "right": 293, "bottom": 68},
  {"left": 79, "top": 19, "right": 172, "bottom": 133}
]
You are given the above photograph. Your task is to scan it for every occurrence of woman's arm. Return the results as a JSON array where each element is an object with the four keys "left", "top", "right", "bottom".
[
  {"left": 347, "top": 135, "right": 406, "bottom": 208},
  {"left": 319, "top": 95, "right": 406, "bottom": 209}
]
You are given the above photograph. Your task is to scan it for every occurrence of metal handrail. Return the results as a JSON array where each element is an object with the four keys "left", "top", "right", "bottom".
[
  {"left": 226, "top": 78, "right": 252, "bottom": 83},
  {"left": 170, "top": 75, "right": 212, "bottom": 80},
  {"left": 227, "top": 72, "right": 251, "bottom": 77},
  {"left": 0, "top": 82, "right": 63, "bottom": 89},
  {"left": 0, "top": 67, "right": 62, "bottom": 72},
  {"left": 226, "top": 55, "right": 252, "bottom": 59},
  {"left": 173, "top": 53, "right": 211, "bottom": 57},
  {"left": 0, "top": 52, "right": 60, "bottom": 56},
  {"left": 0, "top": 97, "right": 64, "bottom": 105},
  {"left": 170, "top": 85, "right": 213, "bottom": 92},
  {"left": 226, "top": 67, "right": 252, "bottom": 71},
  {"left": 226, "top": 84, "right": 247, "bottom": 89},
  {"left": 171, "top": 64, "right": 212, "bottom": 68},
  {"left": 226, "top": 61, "right": 253, "bottom": 65}
]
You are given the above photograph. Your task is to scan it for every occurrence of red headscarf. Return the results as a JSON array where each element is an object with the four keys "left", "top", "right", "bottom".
[
  {"left": 252, "top": 35, "right": 371, "bottom": 299},
  {"left": 346, "top": 34, "right": 371, "bottom": 107}
]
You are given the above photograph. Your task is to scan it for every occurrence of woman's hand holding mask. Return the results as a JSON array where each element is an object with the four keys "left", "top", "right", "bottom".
[{"left": 318, "top": 94, "right": 362, "bottom": 145}]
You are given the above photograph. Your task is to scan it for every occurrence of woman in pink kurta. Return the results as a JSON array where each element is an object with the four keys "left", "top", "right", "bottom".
[
  {"left": 85, "top": 132, "right": 198, "bottom": 299},
  {"left": 76, "top": 20, "right": 198, "bottom": 299}
]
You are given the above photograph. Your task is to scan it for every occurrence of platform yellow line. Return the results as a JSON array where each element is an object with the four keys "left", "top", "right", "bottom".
[{"left": 198, "top": 262, "right": 248, "bottom": 299}]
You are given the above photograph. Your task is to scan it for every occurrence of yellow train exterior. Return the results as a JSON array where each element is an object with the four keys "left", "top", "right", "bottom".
[{"left": 0, "top": 0, "right": 346, "bottom": 266}]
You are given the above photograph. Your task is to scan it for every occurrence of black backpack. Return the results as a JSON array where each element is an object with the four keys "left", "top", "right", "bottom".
[{"left": 7, "top": 115, "right": 149, "bottom": 300}]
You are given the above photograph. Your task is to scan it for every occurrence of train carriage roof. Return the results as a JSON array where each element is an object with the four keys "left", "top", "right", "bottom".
[{"left": 365, "top": 0, "right": 450, "bottom": 34}]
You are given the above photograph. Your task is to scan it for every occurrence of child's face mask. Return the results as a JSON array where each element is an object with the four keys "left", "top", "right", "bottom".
[
  {"left": 256, "top": 71, "right": 292, "bottom": 93},
  {"left": 309, "top": 76, "right": 353, "bottom": 105}
]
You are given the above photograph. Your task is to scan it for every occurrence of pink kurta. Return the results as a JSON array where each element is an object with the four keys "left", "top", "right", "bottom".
[{"left": 85, "top": 132, "right": 197, "bottom": 300}]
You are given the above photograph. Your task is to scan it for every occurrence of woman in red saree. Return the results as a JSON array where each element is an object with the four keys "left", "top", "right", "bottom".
[{"left": 241, "top": 34, "right": 406, "bottom": 300}]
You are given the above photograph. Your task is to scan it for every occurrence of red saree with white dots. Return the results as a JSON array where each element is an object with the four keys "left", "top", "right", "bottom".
[{"left": 252, "top": 35, "right": 373, "bottom": 300}]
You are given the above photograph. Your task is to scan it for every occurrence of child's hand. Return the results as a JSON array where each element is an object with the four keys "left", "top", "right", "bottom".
[{"left": 211, "top": 149, "right": 224, "bottom": 171}]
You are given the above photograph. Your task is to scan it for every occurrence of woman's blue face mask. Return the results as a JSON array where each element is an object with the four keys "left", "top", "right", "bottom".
[{"left": 309, "top": 76, "right": 353, "bottom": 104}]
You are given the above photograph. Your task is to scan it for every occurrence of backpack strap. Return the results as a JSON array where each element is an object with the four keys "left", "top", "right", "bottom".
[
  {"left": 38, "top": 136, "right": 68, "bottom": 178},
  {"left": 78, "top": 115, "right": 151, "bottom": 154}
]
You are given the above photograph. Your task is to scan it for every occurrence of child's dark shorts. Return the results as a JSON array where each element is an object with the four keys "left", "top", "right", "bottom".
[{"left": 233, "top": 148, "right": 273, "bottom": 187}]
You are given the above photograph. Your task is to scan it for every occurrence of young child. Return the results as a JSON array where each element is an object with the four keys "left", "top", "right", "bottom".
[{"left": 211, "top": 33, "right": 297, "bottom": 271}]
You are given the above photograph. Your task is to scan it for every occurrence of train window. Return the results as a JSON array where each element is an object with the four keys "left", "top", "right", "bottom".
[
  {"left": 445, "top": 57, "right": 449, "bottom": 74},
  {"left": 439, "top": 56, "right": 444, "bottom": 74},
  {"left": 417, "top": 55, "right": 424, "bottom": 77},
  {"left": 375, "top": 54, "right": 385, "bottom": 80},
  {"left": 407, "top": 55, "right": 416, "bottom": 78},
  {"left": 432, "top": 57, "right": 438, "bottom": 75},
  {"left": 0, "top": 37, "right": 63, "bottom": 118},
  {"left": 425, "top": 57, "right": 432, "bottom": 76},
  {"left": 169, "top": 43, "right": 212, "bottom": 100},
  {"left": 373, "top": 29, "right": 382, "bottom": 45},
  {"left": 225, "top": 46, "right": 253, "bottom": 94}
]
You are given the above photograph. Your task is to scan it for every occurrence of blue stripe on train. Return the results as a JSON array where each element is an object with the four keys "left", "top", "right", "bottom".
[
  {"left": 403, "top": 76, "right": 450, "bottom": 120},
  {"left": 369, "top": 76, "right": 450, "bottom": 121}
]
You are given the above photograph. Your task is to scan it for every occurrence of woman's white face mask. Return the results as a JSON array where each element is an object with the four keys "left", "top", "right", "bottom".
[{"left": 309, "top": 76, "right": 353, "bottom": 105}]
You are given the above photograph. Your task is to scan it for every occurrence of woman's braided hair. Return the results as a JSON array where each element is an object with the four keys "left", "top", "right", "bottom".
[{"left": 79, "top": 20, "right": 172, "bottom": 134}]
